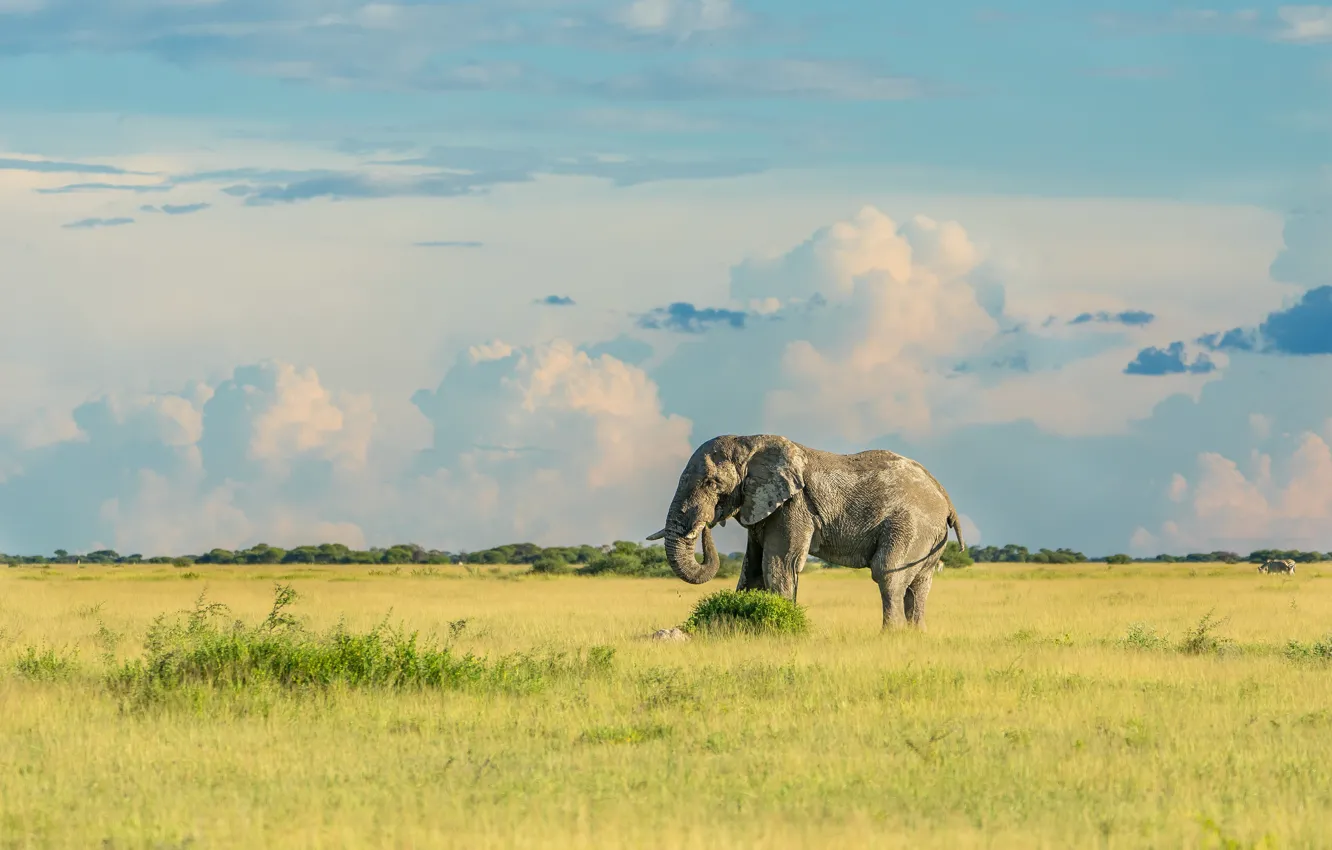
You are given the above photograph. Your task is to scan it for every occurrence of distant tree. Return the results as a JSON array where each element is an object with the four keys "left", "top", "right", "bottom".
[
  {"left": 967, "top": 544, "right": 1031, "bottom": 563},
  {"left": 238, "top": 544, "right": 286, "bottom": 564},
  {"left": 579, "top": 550, "right": 653, "bottom": 577},
  {"left": 282, "top": 547, "right": 319, "bottom": 564},
  {"left": 381, "top": 545, "right": 418, "bottom": 564},
  {"left": 1028, "top": 548, "right": 1086, "bottom": 564},
  {"left": 941, "top": 541, "right": 973, "bottom": 568},
  {"left": 530, "top": 554, "right": 571, "bottom": 574},
  {"left": 27, "top": 537, "right": 1308, "bottom": 572}
]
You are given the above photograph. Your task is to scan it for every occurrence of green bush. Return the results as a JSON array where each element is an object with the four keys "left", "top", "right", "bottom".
[
  {"left": 681, "top": 589, "right": 809, "bottom": 637},
  {"left": 14, "top": 646, "right": 79, "bottom": 680},
  {"left": 1120, "top": 623, "right": 1168, "bottom": 651},
  {"left": 1284, "top": 635, "right": 1332, "bottom": 662},
  {"left": 1105, "top": 554, "right": 1133, "bottom": 565},
  {"left": 530, "top": 554, "right": 572, "bottom": 575},
  {"left": 1177, "top": 610, "right": 1233, "bottom": 656}
]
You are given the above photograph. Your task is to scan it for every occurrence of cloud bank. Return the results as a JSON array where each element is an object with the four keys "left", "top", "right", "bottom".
[{"left": 1, "top": 193, "right": 1326, "bottom": 558}]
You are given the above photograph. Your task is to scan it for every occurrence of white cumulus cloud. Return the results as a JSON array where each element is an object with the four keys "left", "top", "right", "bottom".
[
  {"left": 1275, "top": 5, "right": 1332, "bottom": 42},
  {"left": 1133, "top": 421, "right": 1332, "bottom": 554},
  {"left": 0, "top": 360, "right": 377, "bottom": 555},
  {"left": 705, "top": 206, "right": 996, "bottom": 442},
  {"left": 406, "top": 339, "right": 693, "bottom": 548},
  {"left": 612, "top": 0, "right": 742, "bottom": 36}
]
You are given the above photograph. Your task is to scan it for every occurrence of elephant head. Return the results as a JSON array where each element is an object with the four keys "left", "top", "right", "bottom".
[{"left": 647, "top": 435, "right": 808, "bottom": 584}]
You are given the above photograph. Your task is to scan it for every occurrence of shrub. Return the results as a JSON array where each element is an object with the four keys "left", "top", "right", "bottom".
[
  {"left": 14, "top": 646, "right": 78, "bottom": 681},
  {"left": 681, "top": 589, "right": 809, "bottom": 637},
  {"left": 1105, "top": 554, "right": 1133, "bottom": 565},
  {"left": 530, "top": 554, "right": 572, "bottom": 575},
  {"left": 1178, "top": 610, "right": 1233, "bottom": 656},
  {"left": 1284, "top": 636, "right": 1332, "bottom": 662},
  {"left": 1121, "top": 623, "right": 1168, "bottom": 651}
]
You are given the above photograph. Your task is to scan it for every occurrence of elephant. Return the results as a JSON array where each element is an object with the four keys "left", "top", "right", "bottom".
[
  {"left": 646, "top": 434, "right": 966, "bottom": 630},
  {"left": 1259, "top": 559, "right": 1296, "bottom": 574}
]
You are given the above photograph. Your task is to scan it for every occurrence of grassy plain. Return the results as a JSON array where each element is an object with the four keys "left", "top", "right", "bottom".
[{"left": 1, "top": 561, "right": 1330, "bottom": 849}]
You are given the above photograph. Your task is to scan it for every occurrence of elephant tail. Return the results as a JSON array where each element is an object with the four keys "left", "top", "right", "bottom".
[{"left": 947, "top": 508, "right": 966, "bottom": 552}]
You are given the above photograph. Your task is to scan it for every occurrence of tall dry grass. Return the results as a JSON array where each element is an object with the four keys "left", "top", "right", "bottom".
[{"left": 1, "top": 561, "right": 1328, "bottom": 848}]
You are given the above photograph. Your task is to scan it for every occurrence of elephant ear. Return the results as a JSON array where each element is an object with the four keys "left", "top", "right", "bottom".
[{"left": 739, "top": 440, "right": 807, "bottom": 526}]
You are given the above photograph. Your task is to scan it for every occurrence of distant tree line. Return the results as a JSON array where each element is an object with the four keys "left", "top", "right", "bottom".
[
  {"left": 963, "top": 545, "right": 1331, "bottom": 565},
  {"left": 3, "top": 542, "right": 1328, "bottom": 570}
]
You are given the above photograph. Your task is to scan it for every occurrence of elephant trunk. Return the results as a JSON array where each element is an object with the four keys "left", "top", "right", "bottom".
[
  {"left": 663, "top": 484, "right": 724, "bottom": 591},
  {"left": 658, "top": 469, "right": 721, "bottom": 585},
  {"left": 665, "top": 525, "right": 720, "bottom": 585}
]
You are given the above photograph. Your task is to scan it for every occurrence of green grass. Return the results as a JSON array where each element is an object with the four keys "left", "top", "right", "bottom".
[{"left": 1, "top": 561, "right": 1330, "bottom": 848}]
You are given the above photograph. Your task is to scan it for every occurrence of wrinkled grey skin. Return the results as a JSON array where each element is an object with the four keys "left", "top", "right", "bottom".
[
  {"left": 647, "top": 434, "right": 965, "bottom": 630},
  {"left": 1259, "top": 559, "right": 1296, "bottom": 574}
]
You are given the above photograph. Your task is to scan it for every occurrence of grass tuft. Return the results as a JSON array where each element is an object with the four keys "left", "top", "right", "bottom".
[
  {"left": 680, "top": 589, "right": 809, "bottom": 637},
  {"left": 1178, "top": 609, "right": 1234, "bottom": 656},
  {"left": 579, "top": 722, "right": 672, "bottom": 745},
  {"left": 107, "top": 584, "right": 615, "bottom": 703}
]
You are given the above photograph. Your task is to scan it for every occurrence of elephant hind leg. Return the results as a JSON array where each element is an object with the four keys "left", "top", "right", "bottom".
[
  {"left": 906, "top": 568, "right": 933, "bottom": 630},
  {"left": 870, "top": 519, "right": 918, "bottom": 631}
]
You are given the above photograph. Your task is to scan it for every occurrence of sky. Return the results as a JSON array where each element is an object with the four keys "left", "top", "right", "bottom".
[{"left": 1, "top": 0, "right": 1331, "bottom": 558}]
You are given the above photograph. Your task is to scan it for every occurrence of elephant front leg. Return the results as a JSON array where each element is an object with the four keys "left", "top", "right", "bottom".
[
  {"left": 735, "top": 529, "right": 764, "bottom": 592},
  {"left": 760, "top": 507, "right": 813, "bottom": 600}
]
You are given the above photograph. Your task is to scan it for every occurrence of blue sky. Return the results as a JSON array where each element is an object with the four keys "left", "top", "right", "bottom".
[{"left": 0, "top": 0, "right": 1330, "bottom": 557}]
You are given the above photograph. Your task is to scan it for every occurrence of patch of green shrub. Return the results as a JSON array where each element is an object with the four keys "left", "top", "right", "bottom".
[
  {"left": 1121, "top": 623, "right": 1169, "bottom": 651},
  {"left": 1177, "top": 610, "right": 1233, "bottom": 656},
  {"left": 14, "top": 646, "right": 79, "bottom": 681},
  {"left": 681, "top": 589, "right": 809, "bottom": 637},
  {"left": 108, "top": 585, "right": 615, "bottom": 701},
  {"left": 1285, "top": 635, "right": 1332, "bottom": 662}
]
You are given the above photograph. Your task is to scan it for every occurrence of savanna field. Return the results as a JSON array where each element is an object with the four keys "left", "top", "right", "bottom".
[{"left": 1, "top": 562, "right": 1330, "bottom": 849}]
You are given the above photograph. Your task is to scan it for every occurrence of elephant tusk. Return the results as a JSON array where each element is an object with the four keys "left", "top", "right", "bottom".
[{"left": 646, "top": 528, "right": 666, "bottom": 541}]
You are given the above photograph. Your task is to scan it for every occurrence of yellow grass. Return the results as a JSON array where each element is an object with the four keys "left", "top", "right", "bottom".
[{"left": 2, "top": 561, "right": 1330, "bottom": 849}]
